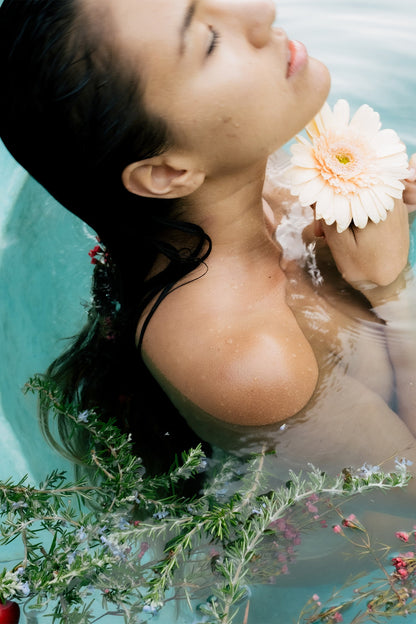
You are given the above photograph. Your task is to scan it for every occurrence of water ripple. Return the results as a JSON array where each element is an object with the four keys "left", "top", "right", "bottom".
[{"left": 277, "top": 0, "right": 416, "bottom": 152}]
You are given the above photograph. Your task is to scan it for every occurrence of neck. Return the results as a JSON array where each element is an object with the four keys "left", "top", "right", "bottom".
[{"left": 175, "top": 159, "right": 279, "bottom": 261}]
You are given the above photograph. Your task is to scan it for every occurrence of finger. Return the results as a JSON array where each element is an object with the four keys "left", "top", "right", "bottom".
[
  {"left": 406, "top": 153, "right": 416, "bottom": 182},
  {"left": 403, "top": 182, "right": 416, "bottom": 207},
  {"left": 313, "top": 218, "right": 325, "bottom": 238}
]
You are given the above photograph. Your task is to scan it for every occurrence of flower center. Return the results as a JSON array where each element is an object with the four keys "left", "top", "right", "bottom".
[
  {"left": 336, "top": 153, "right": 352, "bottom": 165},
  {"left": 313, "top": 132, "right": 375, "bottom": 187}
]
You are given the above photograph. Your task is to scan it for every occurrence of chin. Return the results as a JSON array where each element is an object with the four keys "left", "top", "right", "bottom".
[{"left": 309, "top": 57, "right": 332, "bottom": 106}]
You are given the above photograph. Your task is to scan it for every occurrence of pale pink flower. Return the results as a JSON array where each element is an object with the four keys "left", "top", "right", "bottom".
[
  {"left": 306, "top": 501, "right": 318, "bottom": 514},
  {"left": 395, "top": 531, "right": 410, "bottom": 542},
  {"left": 289, "top": 99, "right": 409, "bottom": 233}
]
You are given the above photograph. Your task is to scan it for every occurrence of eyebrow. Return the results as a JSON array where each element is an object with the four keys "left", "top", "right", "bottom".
[{"left": 179, "top": 0, "right": 198, "bottom": 56}]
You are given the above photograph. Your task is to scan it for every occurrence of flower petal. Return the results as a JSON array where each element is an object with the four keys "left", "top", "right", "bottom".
[
  {"left": 350, "top": 104, "right": 381, "bottom": 137},
  {"left": 314, "top": 185, "right": 338, "bottom": 221},
  {"left": 367, "top": 188, "right": 388, "bottom": 220},
  {"left": 289, "top": 167, "right": 321, "bottom": 185},
  {"left": 350, "top": 193, "right": 369, "bottom": 229},
  {"left": 373, "top": 129, "right": 407, "bottom": 157},
  {"left": 290, "top": 142, "right": 317, "bottom": 169},
  {"left": 332, "top": 99, "right": 350, "bottom": 128},
  {"left": 357, "top": 189, "right": 382, "bottom": 224},
  {"left": 306, "top": 102, "right": 331, "bottom": 138},
  {"left": 333, "top": 194, "right": 353, "bottom": 232},
  {"left": 371, "top": 187, "right": 395, "bottom": 213},
  {"left": 291, "top": 154, "right": 317, "bottom": 169},
  {"left": 377, "top": 177, "right": 405, "bottom": 192},
  {"left": 297, "top": 176, "right": 328, "bottom": 206}
]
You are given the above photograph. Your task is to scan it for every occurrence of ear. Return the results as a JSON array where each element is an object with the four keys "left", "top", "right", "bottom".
[{"left": 122, "top": 156, "right": 206, "bottom": 199}]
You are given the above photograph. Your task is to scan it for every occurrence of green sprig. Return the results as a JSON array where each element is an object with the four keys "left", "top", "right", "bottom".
[{"left": 0, "top": 376, "right": 412, "bottom": 623}]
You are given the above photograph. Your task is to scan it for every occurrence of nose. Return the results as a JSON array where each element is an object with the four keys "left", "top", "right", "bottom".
[{"left": 207, "top": 0, "right": 276, "bottom": 48}]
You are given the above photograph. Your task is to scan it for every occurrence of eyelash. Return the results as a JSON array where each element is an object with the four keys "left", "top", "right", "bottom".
[{"left": 207, "top": 27, "right": 220, "bottom": 55}]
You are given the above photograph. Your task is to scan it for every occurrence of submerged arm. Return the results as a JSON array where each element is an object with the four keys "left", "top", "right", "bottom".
[
  {"left": 360, "top": 267, "right": 416, "bottom": 435},
  {"left": 320, "top": 189, "right": 416, "bottom": 434}
]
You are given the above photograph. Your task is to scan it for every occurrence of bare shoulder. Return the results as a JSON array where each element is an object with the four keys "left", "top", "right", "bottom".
[{"left": 138, "top": 269, "right": 319, "bottom": 426}]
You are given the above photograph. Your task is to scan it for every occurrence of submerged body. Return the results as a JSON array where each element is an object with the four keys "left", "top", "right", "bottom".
[{"left": 140, "top": 178, "right": 416, "bottom": 477}]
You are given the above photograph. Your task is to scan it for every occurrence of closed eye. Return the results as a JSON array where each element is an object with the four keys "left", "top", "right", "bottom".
[{"left": 207, "top": 27, "right": 220, "bottom": 55}]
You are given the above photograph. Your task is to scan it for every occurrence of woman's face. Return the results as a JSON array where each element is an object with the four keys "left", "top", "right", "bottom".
[{"left": 100, "top": 0, "right": 330, "bottom": 175}]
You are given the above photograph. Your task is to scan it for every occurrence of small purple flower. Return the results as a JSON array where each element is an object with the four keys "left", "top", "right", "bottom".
[
  {"left": 77, "top": 410, "right": 90, "bottom": 423},
  {"left": 12, "top": 501, "right": 28, "bottom": 510},
  {"left": 19, "top": 581, "right": 30, "bottom": 596}
]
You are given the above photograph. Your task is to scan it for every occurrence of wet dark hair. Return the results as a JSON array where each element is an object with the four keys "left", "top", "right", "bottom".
[{"left": 0, "top": 0, "right": 212, "bottom": 475}]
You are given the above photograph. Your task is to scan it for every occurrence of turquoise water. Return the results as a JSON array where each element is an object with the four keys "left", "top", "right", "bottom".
[{"left": 0, "top": 0, "right": 415, "bottom": 621}]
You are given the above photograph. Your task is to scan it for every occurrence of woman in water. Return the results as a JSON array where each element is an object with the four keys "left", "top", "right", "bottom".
[{"left": 1, "top": 0, "right": 416, "bottom": 487}]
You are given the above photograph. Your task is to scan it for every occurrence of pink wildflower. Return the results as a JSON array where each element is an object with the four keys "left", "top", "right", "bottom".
[
  {"left": 333, "top": 613, "right": 343, "bottom": 622},
  {"left": 270, "top": 518, "right": 287, "bottom": 531},
  {"left": 312, "top": 594, "right": 320, "bottom": 602},
  {"left": 137, "top": 542, "right": 150, "bottom": 560},
  {"left": 342, "top": 514, "right": 359, "bottom": 529},
  {"left": 333, "top": 525, "right": 343, "bottom": 534},
  {"left": 395, "top": 531, "right": 410, "bottom": 543}
]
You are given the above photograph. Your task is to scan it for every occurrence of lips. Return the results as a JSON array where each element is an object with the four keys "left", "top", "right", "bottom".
[{"left": 286, "top": 40, "right": 308, "bottom": 78}]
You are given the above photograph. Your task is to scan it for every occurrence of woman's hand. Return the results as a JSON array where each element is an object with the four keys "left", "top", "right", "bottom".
[
  {"left": 318, "top": 196, "right": 410, "bottom": 288},
  {"left": 404, "top": 153, "right": 416, "bottom": 211}
]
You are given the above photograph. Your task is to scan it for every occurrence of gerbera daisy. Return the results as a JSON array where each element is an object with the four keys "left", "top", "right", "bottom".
[{"left": 289, "top": 99, "right": 409, "bottom": 233}]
